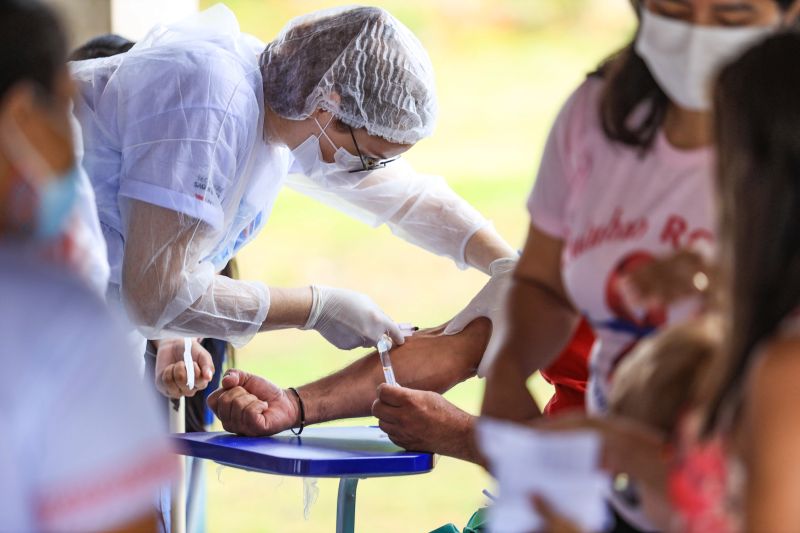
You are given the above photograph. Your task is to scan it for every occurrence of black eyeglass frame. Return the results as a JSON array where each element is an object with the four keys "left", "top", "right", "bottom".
[{"left": 347, "top": 126, "right": 399, "bottom": 173}]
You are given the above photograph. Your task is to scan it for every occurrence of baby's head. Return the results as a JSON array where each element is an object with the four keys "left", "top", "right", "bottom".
[{"left": 609, "top": 315, "right": 722, "bottom": 437}]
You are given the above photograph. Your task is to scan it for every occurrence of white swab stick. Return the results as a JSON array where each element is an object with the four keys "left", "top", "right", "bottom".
[{"left": 183, "top": 338, "right": 195, "bottom": 390}]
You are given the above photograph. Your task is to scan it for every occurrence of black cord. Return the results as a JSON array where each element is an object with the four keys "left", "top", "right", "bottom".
[{"left": 288, "top": 387, "right": 305, "bottom": 436}]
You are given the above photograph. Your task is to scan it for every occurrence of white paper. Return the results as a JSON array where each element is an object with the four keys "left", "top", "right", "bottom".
[{"left": 477, "top": 418, "right": 611, "bottom": 533}]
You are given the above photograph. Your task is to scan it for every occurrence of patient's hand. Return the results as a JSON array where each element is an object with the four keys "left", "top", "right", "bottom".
[
  {"left": 207, "top": 317, "right": 491, "bottom": 442},
  {"left": 207, "top": 370, "right": 299, "bottom": 436},
  {"left": 372, "top": 384, "right": 480, "bottom": 463},
  {"left": 155, "top": 338, "right": 214, "bottom": 399}
]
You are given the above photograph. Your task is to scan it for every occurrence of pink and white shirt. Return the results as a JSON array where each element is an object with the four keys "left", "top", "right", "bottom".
[
  {"left": 529, "top": 77, "right": 716, "bottom": 530},
  {"left": 528, "top": 77, "right": 716, "bottom": 415}
]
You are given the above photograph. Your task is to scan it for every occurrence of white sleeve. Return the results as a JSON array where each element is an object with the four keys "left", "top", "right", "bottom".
[
  {"left": 107, "top": 49, "right": 270, "bottom": 345},
  {"left": 120, "top": 199, "right": 270, "bottom": 347},
  {"left": 110, "top": 47, "right": 256, "bottom": 232},
  {"left": 285, "top": 157, "right": 490, "bottom": 268}
]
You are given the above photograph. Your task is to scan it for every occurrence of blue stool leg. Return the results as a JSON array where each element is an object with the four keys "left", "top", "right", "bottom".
[
  {"left": 186, "top": 457, "right": 206, "bottom": 533},
  {"left": 336, "top": 478, "right": 359, "bottom": 533}
]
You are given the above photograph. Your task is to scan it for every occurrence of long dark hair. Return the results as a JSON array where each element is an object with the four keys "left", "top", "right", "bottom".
[
  {"left": 595, "top": 0, "right": 795, "bottom": 150},
  {"left": 704, "top": 31, "right": 800, "bottom": 433}
]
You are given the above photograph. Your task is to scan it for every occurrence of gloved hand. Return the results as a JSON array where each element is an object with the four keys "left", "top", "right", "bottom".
[
  {"left": 444, "top": 257, "right": 517, "bottom": 335},
  {"left": 303, "top": 285, "right": 405, "bottom": 350}
]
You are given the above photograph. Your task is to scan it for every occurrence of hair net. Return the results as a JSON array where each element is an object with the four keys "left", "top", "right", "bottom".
[{"left": 260, "top": 6, "right": 437, "bottom": 145}]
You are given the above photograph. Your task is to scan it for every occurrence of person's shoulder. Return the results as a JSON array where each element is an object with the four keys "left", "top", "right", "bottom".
[
  {"left": 0, "top": 251, "right": 133, "bottom": 383},
  {"left": 109, "top": 40, "right": 261, "bottom": 138},
  {"left": 746, "top": 334, "right": 800, "bottom": 409},
  {"left": 0, "top": 249, "right": 110, "bottom": 332},
  {"left": 753, "top": 335, "right": 800, "bottom": 382},
  {"left": 574, "top": 75, "right": 607, "bottom": 102},
  {"left": 173, "top": 40, "right": 249, "bottom": 74},
  {"left": 538, "top": 75, "right": 606, "bottom": 172},
  {"left": 116, "top": 38, "right": 257, "bottom": 102},
  {"left": 550, "top": 75, "right": 605, "bottom": 141},
  {"left": 559, "top": 75, "right": 605, "bottom": 111}
]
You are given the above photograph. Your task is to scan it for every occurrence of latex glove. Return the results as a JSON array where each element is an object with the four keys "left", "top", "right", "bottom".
[
  {"left": 207, "top": 370, "right": 299, "bottom": 436},
  {"left": 444, "top": 257, "right": 517, "bottom": 335},
  {"left": 303, "top": 285, "right": 404, "bottom": 350},
  {"left": 154, "top": 338, "right": 214, "bottom": 399}
]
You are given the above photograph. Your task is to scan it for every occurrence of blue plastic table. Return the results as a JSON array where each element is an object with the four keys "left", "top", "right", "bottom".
[{"left": 172, "top": 426, "right": 437, "bottom": 532}]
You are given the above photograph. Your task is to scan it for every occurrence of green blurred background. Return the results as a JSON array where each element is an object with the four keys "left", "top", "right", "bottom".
[{"left": 198, "top": 0, "right": 634, "bottom": 531}]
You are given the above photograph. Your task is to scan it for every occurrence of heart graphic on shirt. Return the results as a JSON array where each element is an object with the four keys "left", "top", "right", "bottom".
[
  {"left": 603, "top": 251, "right": 668, "bottom": 375},
  {"left": 606, "top": 251, "right": 667, "bottom": 328}
]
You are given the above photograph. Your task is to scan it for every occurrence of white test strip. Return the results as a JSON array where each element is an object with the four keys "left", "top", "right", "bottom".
[{"left": 183, "top": 338, "right": 195, "bottom": 390}]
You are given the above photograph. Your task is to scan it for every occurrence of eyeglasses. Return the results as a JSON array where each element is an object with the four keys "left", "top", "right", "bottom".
[{"left": 348, "top": 127, "right": 399, "bottom": 173}]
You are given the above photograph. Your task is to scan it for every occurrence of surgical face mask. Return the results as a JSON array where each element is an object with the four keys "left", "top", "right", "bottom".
[
  {"left": 290, "top": 117, "right": 365, "bottom": 186},
  {"left": 1, "top": 111, "right": 79, "bottom": 240},
  {"left": 635, "top": 9, "right": 775, "bottom": 111},
  {"left": 316, "top": 118, "right": 366, "bottom": 171},
  {"left": 21, "top": 165, "right": 80, "bottom": 240},
  {"left": 7, "top": 164, "right": 80, "bottom": 241}
]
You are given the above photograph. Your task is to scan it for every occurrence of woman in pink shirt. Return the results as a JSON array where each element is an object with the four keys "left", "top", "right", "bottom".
[
  {"left": 481, "top": 0, "right": 795, "bottom": 530},
  {"left": 524, "top": 30, "right": 800, "bottom": 533}
]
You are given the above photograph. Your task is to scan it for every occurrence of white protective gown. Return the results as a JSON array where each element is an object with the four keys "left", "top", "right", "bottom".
[{"left": 70, "top": 5, "right": 488, "bottom": 347}]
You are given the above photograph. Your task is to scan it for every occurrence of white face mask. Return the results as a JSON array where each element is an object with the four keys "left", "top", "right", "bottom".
[
  {"left": 635, "top": 8, "right": 775, "bottom": 111},
  {"left": 290, "top": 116, "right": 365, "bottom": 186}
]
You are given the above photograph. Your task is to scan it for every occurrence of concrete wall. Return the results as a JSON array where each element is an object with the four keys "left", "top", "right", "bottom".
[
  {"left": 111, "top": 0, "right": 199, "bottom": 41},
  {"left": 45, "top": 0, "right": 198, "bottom": 49},
  {"left": 46, "top": 0, "right": 112, "bottom": 49}
]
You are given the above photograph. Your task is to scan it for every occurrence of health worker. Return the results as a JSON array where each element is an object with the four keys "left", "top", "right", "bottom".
[{"left": 69, "top": 5, "right": 516, "bottom": 355}]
